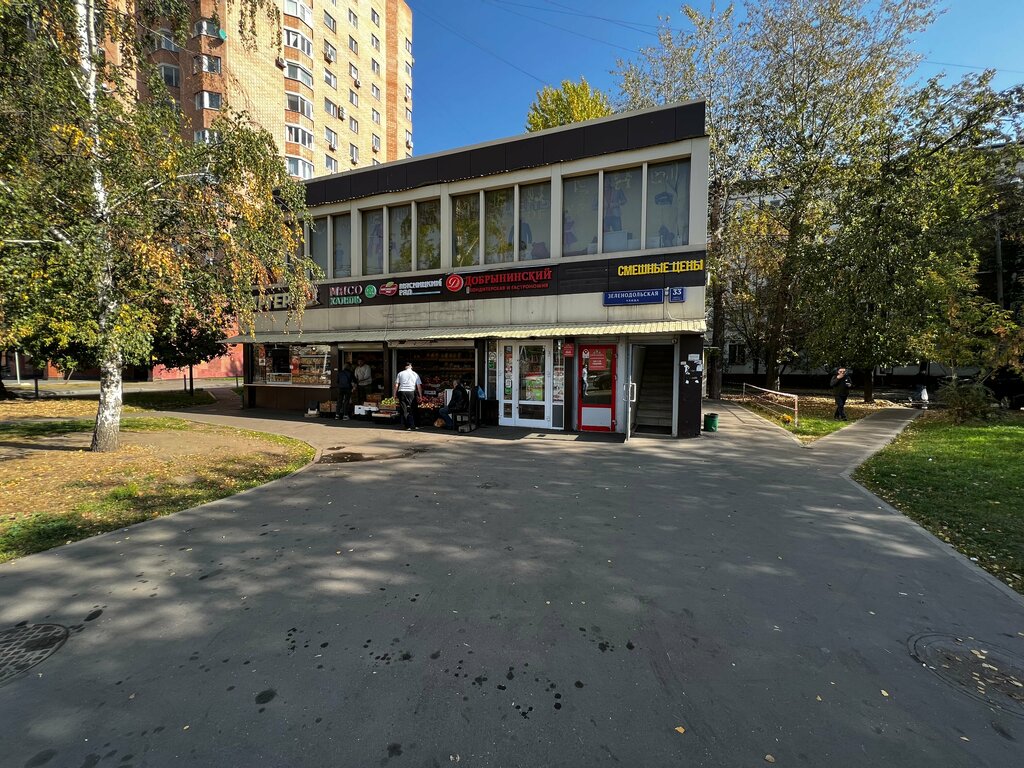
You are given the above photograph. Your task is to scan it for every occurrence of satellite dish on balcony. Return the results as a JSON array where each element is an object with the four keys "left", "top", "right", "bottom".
[{"left": 218, "top": 29, "right": 228, "bottom": 41}]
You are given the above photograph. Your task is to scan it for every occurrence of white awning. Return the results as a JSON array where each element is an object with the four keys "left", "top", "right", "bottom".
[{"left": 224, "top": 319, "right": 704, "bottom": 344}]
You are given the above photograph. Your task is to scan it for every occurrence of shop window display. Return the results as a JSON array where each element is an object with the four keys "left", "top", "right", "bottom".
[
  {"left": 562, "top": 174, "right": 599, "bottom": 257},
  {"left": 602, "top": 168, "right": 642, "bottom": 253},
  {"left": 484, "top": 188, "right": 514, "bottom": 264},
  {"left": 646, "top": 159, "right": 690, "bottom": 248},
  {"left": 388, "top": 204, "right": 412, "bottom": 273},
  {"left": 363, "top": 209, "right": 384, "bottom": 275},
  {"left": 452, "top": 193, "right": 480, "bottom": 267},
  {"left": 416, "top": 199, "right": 441, "bottom": 270},
  {"left": 332, "top": 214, "right": 351, "bottom": 277},
  {"left": 253, "top": 344, "right": 330, "bottom": 385},
  {"left": 518, "top": 182, "right": 550, "bottom": 260}
]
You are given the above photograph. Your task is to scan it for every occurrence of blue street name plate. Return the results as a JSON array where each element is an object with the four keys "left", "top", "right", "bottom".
[
  {"left": 668, "top": 286, "right": 686, "bottom": 303},
  {"left": 603, "top": 288, "right": 664, "bottom": 306}
]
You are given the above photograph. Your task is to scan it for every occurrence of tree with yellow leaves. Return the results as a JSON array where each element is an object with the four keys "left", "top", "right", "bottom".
[{"left": 0, "top": 1, "right": 314, "bottom": 450}]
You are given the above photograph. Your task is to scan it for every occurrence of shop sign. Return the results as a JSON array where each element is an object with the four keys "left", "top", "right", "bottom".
[
  {"left": 562, "top": 343, "right": 575, "bottom": 358},
  {"left": 616, "top": 259, "right": 704, "bottom": 277},
  {"left": 668, "top": 286, "right": 686, "bottom": 303},
  {"left": 328, "top": 284, "right": 365, "bottom": 306},
  {"left": 258, "top": 286, "right": 321, "bottom": 311},
  {"left": 378, "top": 281, "right": 399, "bottom": 297},
  {"left": 445, "top": 274, "right": 465, "bottom": 292},
  {"left": 603, "top": 288, "right": 664, "bottom": 306},
  {"left": 398, "top": 277, "right": 444, "bottom": 297},
  {"left": 588, "top": 349, "right": 609, "bottom": 371},
  {"left": 460, "top": 267, "right": 553, "bottom": 295}
]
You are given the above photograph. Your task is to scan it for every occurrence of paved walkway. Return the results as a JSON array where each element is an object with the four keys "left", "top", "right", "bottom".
[{"left": 2, "top": 400, "right": 1022, "bottom": 767}]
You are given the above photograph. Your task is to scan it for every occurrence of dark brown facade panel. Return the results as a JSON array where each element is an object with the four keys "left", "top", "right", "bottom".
[
  {"left": 381, "top": 164, "right": 409, "bottom": 194},
  {"left": 312, "top": 102, "right": 706, "bottom": 207}
]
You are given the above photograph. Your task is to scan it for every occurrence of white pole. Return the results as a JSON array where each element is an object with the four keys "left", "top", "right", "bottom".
[{"left": 14, "top": 351, "right": 21, "bottom": 384}]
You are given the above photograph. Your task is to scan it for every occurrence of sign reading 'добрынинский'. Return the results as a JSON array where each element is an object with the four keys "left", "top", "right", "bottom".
[{"left": 258, "top": 253, "right": 705, "bottom": 311}]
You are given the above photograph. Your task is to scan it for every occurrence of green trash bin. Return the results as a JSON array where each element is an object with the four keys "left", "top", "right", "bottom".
[{"left": 703, "top": 412, "right": 719, "bottom": 432}]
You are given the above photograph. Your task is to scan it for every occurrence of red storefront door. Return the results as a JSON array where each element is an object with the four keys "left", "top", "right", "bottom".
[{"left": 578, "top": 345, "right": 616, "bottom": 432}]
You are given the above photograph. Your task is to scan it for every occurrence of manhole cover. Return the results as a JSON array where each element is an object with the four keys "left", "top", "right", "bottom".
[
  {"left": 909, "top": 633, "right": 1024, "bottom": 718},
  {"left": 0, "top": 624, "right": 69, "bottom": 687}
]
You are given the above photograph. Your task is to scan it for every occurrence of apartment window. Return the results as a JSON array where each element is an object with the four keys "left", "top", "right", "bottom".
[
  {"left": 484, "top": 188, "right": 515, "bottom": 265},
  {"left": 350, "top": 143, "right": 359, "bottom": 163},
  {"left": 194, "top": 55, "right": 221, "bottom": 74},
  {"left": 325, "top": 155, "right": 339, "bottom": 173},
  {"left": 405, "top": 37, "right": 413, "bottom": 54},
  {"left": 727, "top": 342, "right": 747, "bottom": 366},
  {"left": 324, "top": 40, "right": 337, "bottom": 62},
  {"left": 404, "top": 61, "right": 413, "bottom": 77},
  {"left": 194, "top": 91, "right": 222, "bottom": 110},
  {"left": 154, "top": 28, "right": 181, "bottom": 52},
  {"left": 603, "top": 167, "right": 643, "bottom": 253},
  {"left": 193, "top": 19, "right": 218, "bottom": 37},
  {"left": 286, "top": 124, "right": 314, "bottom": 148},
  {"left": 562, "top": 174, "right": 599, "bottom": 257},
  {"left": 324, "top": 69, "right": 337, "bottom": 89},
  {"left": 325, "top": 127, "right": 338, "bottom": 147},
  {"left": 286, "top": 156, "right": 314, "bottom": 179},
  {"left": 371, "top": 59, "right": 381, "bottom": 76},
  {"left": 284, "top": 29, "right": 313, "bottom": 57},
  {"left": 371, "top": 33, "right": 380, "bottom": 51},
  {"left": 349, "top": 116, "right": 359, "bottom": 133},
  {"left": 371, "top": 108, "right": 381, "bottom": 125},
  {"left": 646, "top": 159, "right": 691, "bottom": 247},
  {"left": 348, "top": 9, "right": 358, "bottom": 26},
  {"left": 371, "top": 134, "right": 381, "bottom": 152},
  {"left": 194, "top": 129, "right": 221, "bottom": 144},
  {"left": 370, "top": 83, "right": 380, "bottom": 100},
  {"left": 372, "top": 158, "right": 382, "bottom": 165},
  {"left": 332, "top": 214, "right": 352, "bottom": 277},
  {"left": 287, "top": 92, "right": 314, "bottom": 118},
  {"left": 324, "top": 10, "right": 336, "bottom": 32},
  {"left": 349, "top": 63, "right": 359, "bottom": 80},
  {"left": 323, "top": 98, "right": 338, "bottom": 118},
  {"left": 371, "top": 8, "right": 380, "bottom": 25},
  {"left": 405, "top": 84, "right": 412, "bottom": 101},
  {"left": 452, "top": 193, "right": 480, "bottom": 268},
  {"left": 405, "top": 129, "right": 413, "bottom": 147},
  {"left": 405, "top": 107, "right": 413, "bottom": 122},
  {"left": 349, "top": 90, "right": 359, "bottom": 106},
  {"left": 348, "top": 36, "right": 358, "bottom": 54},
  {"left": 159, "top": 63, "right": 180, "bottom": 87},
  {"left": 285, "top": 61, "right": 313, "bottom": 87},
  {"left": 362, "top": 209, "right": 382, "bottom": 273},
  {"left": 519, "top": 182, "right": 551, "bottom": 260},
  {"left": 388, "top": 205, "right": 412, "bottom": 273},
  {"left": 284, "top": 0, "right": 313, "bottom": 26},
  {"left": 417, "top": 200, "right": 441, "bottom": 271}
]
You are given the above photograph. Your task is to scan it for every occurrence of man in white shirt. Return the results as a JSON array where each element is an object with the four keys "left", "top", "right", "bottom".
[
  {"left": 393, "top": 361, "right": 422, "bottom": 430},
  {"left": 353, "top": 357, "right": 373, "bottom": 405}
]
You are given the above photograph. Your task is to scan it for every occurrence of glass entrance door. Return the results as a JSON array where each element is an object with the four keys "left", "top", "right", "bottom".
[
  {"left": 499, "top": 341, "right": 552, "bottom": 428},
  {"left": 578, "top": 345, "right": 617, "bottom": 431}
]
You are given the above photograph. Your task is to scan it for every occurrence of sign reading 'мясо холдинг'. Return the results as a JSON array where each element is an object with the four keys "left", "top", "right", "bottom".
[{"left": 260, "top": 253, "right": 705, "bottom": 311}]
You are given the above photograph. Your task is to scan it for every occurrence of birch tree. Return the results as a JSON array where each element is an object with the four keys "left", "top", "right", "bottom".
[
  {"left": 0, "top": 0, "right": 313, "bottom": 450},
  {"left": 525, "top": 78, "right": 613, "bottom": 132}
]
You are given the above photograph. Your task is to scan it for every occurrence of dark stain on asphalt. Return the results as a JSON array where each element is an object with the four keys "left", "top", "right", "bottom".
[
  {"left": 78, "top": 755, "right": 100, "bottom": 768},
  {"left": 506, "top": 668, "right": 514, "bottom": 680},
  {"left": 386, "top": 743, "right": 403, "bottom": 757},
  {"left": 198, "top": 570, "right": 222, "bottom": 581},
  {"left": 400, "top": 652, "right": 413, "bottom": 661},
  {"left": 430, "top": 650, "right": 441, "bottom": 659},
  {"left": 575, "top": 680, "right": 584, "bottom": 688},
  {"left": 626, "top": 641, "right": 635, "bottom": 650},
  {"left": 991, "top": 721, "right": 1016, "bottom": 741},
  {"left": 255, "top": 689, "right": 277, "bottom": 705},
  {"left": 24, "top": 750, "right": 57, "bottom": 767},
  {"left": 84, "top": 609, "right": 102, "bottom": 622},
  {"left": 472, "top": 676, "right": 488, "bottom": 686}
]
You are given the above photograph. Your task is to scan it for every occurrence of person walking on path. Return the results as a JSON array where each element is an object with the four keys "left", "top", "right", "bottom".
[
  {"left": 394, "top": 362, "right": 422, "bottom": 430},
  {"left": 354, "top": 358, "right": 373, "bottom": 406},
  {"left": 830, "top": 366, "right": 853, "bottom": 420},
  {"left": 335, "top": 365, "right": 355, "bottom": 420}
]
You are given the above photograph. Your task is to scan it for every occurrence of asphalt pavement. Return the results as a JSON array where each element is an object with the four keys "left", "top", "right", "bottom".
[{"left": 2, "top": 401, "right": 1022, "bottom": 767}]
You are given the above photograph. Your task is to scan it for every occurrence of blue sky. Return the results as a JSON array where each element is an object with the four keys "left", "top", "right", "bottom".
[{"left": 406, "top": 0, "right": 1024, "bottom": 156}]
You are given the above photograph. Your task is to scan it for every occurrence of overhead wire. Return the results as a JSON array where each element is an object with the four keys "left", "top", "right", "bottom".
[{"left": 481, "top": 0, "right": 643, "bottom": 53}]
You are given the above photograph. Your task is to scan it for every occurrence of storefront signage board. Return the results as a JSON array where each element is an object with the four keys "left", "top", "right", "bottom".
[
  {"left": 668, "top": 286, "right": 687, "bottom": 303},
  {"left": 603, "top": 289, "right": 664, "bottom": 306},
  {"left": 562, "top": 343, "right": 575, "bottom": 358},
  {"left": 260, "top": 252, "right": 706, "bottom": 311}
]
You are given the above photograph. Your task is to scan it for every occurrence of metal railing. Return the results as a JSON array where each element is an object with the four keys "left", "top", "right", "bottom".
[{"left": 742, "top": 383, "right": 799, "bottom": 427}]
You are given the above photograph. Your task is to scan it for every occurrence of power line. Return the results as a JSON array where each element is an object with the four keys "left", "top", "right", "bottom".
[
  {"left": 414, "top": 5, "right": 549, "bottom": 86},
  {"left": 483, "top": 0, "right": 642, "bottom": 53},
  {"left": 921, "top": 59, "right": 1024, "bottom": 76},
  {"left": 491, "top": 0, "right": 666, "bottom": 36}
]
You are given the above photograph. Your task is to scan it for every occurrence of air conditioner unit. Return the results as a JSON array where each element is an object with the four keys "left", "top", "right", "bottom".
[
  {"left": 339, "top": 107, "right": 347, "bottom": 120},
  {"left": 372, "top": 145, "right": 379, "bottom": 153},
  {"left": 354, "top": 78, "right": 361, "bottom": 88},
  {"left": 329, "top": 142, "right": 337, "bottom": 152},
  {"left": 405, "top": 139, "right": 413, "bottom": 149},
  {"left": 404, "top": 94, "right": 410, "bottom": 103},
  {"left": 325, "top": 50, "right": 336, "bottom": 62},
  {"left": 275, "top": 56, "right": 286, "bottom": 69},
  {"left": 351, "top": 156, "right": 358, "bottom": 164}
]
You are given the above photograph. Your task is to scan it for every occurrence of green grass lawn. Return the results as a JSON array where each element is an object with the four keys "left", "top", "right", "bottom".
[
  {"left": 855, "top": 411, "right": 1024, "bottom": 594},
  {"left": 122, "top": 389, "right": 215, "bottom": 409},
  {"left": 736, "top": 393, "right": 888, "bottom": 442}
]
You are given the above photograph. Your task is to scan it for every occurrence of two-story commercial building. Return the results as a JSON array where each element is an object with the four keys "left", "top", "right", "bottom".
[{"left": 236, "top": 101, "right": 710, "bottom": 437}]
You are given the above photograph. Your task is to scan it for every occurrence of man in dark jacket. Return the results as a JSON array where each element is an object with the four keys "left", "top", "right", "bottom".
[
  {"left": 829, "top": 367, "right": 853, "bottom": 420},
  {"left": 439, "top": 378, "right": 469, "bottom": 429},
  {"left": 336, "top": 365, "right": 355, "bottom": 420}
]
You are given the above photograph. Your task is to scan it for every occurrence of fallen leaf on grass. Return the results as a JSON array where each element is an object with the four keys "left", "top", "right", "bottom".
[
  {"left": 674, "top": 726, "right": 686, "bottom": 734},
  {"left": 764, "top": 755, "right": 776, "bottom": 763},
  {"left": 880, "top": 690, "right": 890, "bottom": 697}
]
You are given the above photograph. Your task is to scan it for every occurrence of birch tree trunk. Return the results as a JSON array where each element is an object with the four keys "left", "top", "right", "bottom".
[{"left": 76, "top": 0, "right": 122, "bottom": 451}]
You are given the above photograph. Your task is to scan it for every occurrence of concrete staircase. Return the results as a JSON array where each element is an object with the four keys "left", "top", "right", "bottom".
[{"left": 634, "top": 346, "right": 674, "bottom": 432}]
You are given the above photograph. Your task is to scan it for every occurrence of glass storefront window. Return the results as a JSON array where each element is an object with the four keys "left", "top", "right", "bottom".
[
  {"left": 646, "top": 159, "right": 690, "bottom": 248},
  {"left": 484, "top": 187, "right": 514, "bottom": 264},
  {"left": 253, "top": 344, "right": 330, "bottom": 385},
  {"left": 603, "top": 167, "right": 642, "bottom": 253},
  {"left": 416, "top": 199, "right": 441, "bottom": 271},
  {"left": 518, "top": 344, "right": 547, "bottom": 421},
  {"left": 562, "top": 174, "right": 598, "bottom": 257},
  {"left": 518, "top": 182, "right": 551, "bottom": 260},
  {"left": 309, "top": 217, "right": 329, "bottom": 276},
  {"left": 363, "top": 208, "right": 384, "bottom": 275},
  {"left": 332, "top": 214, "right": 351, "bottom": 277},
  {"left": 388, "top": 204, "right": 412, "bottom": 273},
  {"left": 452, "top": 193, "right": 480, "bottom": 267}
]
